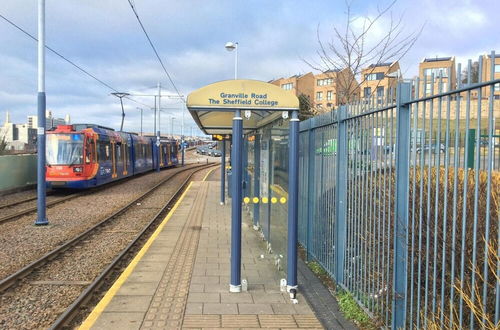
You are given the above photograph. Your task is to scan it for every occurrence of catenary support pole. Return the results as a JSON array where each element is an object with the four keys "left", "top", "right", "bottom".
[
  {"left": 287, "top": 110, "right": 300, "bottom": 292},
  {"left": 35, "top": 0, "right": 48, "bottom": 226},
  {"left": 230, "top": 110, "right": 243, "bottom": 292},
  {"left": 156, "top": 83, "right": 161, "bottom": 172},
  {"left": 220, "top": 139, "right": 226, "bottom": 205}
]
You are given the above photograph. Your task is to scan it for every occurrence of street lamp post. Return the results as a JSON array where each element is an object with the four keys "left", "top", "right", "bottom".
[
  {"left": 137, "top": 107, "right": 143, "bottom": 136},
  {"left": 35, "top": 0, "right": 48, "bottom": 226},
  {"left": 225, "top": 41, "right": 238, "bottom": 79},
  {"left": 171, "top": 117, "right": 176, "bottom": 138}
]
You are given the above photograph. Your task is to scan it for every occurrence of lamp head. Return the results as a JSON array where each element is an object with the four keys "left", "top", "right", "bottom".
[{"left": 225, "top": 42, "right": 237, "bottom": 51}]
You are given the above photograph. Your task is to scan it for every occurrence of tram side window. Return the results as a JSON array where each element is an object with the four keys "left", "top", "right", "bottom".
[
  {"left": 86, "top": 140, "right": 95, "bottom": 164},
  {"left": 98, "top": 141, "right": 111, "bottom": 162},
  {"left": 116, "top": 143, "right": 121, "bottom": 161}
]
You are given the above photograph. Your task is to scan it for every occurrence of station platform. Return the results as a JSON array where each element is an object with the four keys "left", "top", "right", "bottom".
[{"left": 79, "top": 168, "right": 346, "bottom": 330}]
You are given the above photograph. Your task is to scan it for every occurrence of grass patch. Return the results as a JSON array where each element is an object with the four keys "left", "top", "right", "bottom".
[
  {"left": 300, "top": 250, "right": 378, "bottom": 330},
  {"left": 337, "top": 289, "right": 377, "bottom": 329}
]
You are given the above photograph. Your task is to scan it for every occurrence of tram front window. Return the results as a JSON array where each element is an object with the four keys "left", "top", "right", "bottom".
[{"left": 46, "top": 134, "right": 84, "bottom": 165}]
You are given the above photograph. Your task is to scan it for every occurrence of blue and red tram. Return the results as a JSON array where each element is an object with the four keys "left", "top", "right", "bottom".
[{"left": 46, "top": 124, "right": 178, "bottom": 189}]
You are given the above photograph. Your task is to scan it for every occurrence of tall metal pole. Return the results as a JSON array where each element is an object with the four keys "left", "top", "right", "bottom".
[
  {"left": 220, "top": 139, "right": 226, "bottom": 205},
  {"left": 234, "top": 43, "right": 238, "bottom": 79},
  {"left": 230, "top": 110, "right": 243, "bottom": 292},
  {"left": 139, "top": 108, "right": 143, "bottom": 136},
  {"left": 157, "top": 82, "right": 161, "bottom": 138},
  {"left": 287, "top": 110, "right": 300, "bottom": 292},
  {"left": 153, "top": 96, "right": 157, "bottom": 135},
  {"left": 119, "top": 97, "right": 125, "bottom": 131},
  {"left": 154, "top": 94, "right": 160, "bottom": 172},
  {"left": 35, "top": 0, "right": 48, "bottom": 226}
]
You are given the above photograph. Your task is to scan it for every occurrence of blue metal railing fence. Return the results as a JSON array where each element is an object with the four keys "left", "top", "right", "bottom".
[{"left": 295, "top": 53, "right": 500, "bottom": 328}]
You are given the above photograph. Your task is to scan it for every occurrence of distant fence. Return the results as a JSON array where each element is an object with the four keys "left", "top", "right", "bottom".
[
  {"left": 298, "top": 53, "right": 499, "bottom": 328},
  {"left": 0, "top": 154, "right": 37, "bottom": 192}
]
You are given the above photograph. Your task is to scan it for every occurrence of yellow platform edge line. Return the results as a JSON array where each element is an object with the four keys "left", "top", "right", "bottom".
[
  {"left": 201, "top": 166, "right": 217, "bottom": 181},
  {"left": 79, "top": 180, "right": 194, "bottom": 330}
]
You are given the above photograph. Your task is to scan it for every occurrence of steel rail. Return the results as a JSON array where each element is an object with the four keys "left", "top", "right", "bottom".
[
  {"left": 50, "top": 163, "right": 217, "bottom": 329},
  {"left": 0, "top": 165, "right": 192, "bottom": 225},
  {"left": 0, "top": 193, "right": 82, "bottom": 224},
  {"left": 0, "top": 163, "right": 214, "bottom": 293}
]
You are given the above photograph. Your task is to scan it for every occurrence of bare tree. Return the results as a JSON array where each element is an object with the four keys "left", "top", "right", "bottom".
[
  {"left": 0, "top": 134, "right": 7, "bottom": 155},
  {"left": 306, "top": 0, "right": 423, "bottom": 104}
]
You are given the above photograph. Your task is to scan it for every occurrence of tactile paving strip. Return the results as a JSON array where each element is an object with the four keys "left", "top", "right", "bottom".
[{"left": 140, "top": 182, "right": 208, "bottom": 329}]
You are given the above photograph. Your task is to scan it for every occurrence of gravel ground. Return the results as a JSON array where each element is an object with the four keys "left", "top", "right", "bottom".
[
  {"left": 0, "top": 167, "right": 205, "bottom": 329},
  {"left": 0, "top": 165, "right": 200, "bottom": 281},
  {"left": 0, "top": 193, "right": 77, "bottom": 219},
  {"left": 0, "top": 190, "right": 37, "bottom": 208}
]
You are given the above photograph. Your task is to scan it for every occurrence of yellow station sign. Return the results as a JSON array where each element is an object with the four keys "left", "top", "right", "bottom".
[{"left": 187, "top": 79, "right": 299, "bottom": 111}]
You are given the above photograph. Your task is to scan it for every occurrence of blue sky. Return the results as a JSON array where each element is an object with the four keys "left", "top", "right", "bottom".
[{"left": 0, "top": 0, "right": 498, "bottom": 135}]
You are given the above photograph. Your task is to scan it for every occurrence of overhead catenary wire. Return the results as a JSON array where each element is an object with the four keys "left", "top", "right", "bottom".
[
  {"left": 0, "top": 12, "right": 152, "bottom": 109},
  {"left": 126, "top": 0, "right": 186, "bottom": 103}
]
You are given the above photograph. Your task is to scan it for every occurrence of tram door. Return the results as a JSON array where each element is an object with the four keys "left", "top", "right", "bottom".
[
  {"left": 115, "top": 142, "right": 124, "bottom": 176},
  {"left": 167, "top": 143, "right": 171, "bottom": 165},
  {"left": 122, "top": 143, "right": 128, "bottom": 175},
  {"left": 159, "top": 144, "right": 164, "bottom": 167},
  {"left": 111, "top": 141, "right": 117, "bottom": 178}
]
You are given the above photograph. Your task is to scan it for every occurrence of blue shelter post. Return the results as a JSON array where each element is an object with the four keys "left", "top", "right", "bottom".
[
  {"left": 35, "top": 0, "right": 48, "bottom": 226},
  {"left": 392, "top": 82, "right": 412, "bottom": 329},
  {"left": 253, "top": 134, "right": 260, "bottom": 229},
  {"left": 230, "top": 110, "right": 243, "bottom": 292},
  {"left": 242, "top": 136, "right": 249, "bottom": 198},
  {"left": 220, "top": 139, "right": 226, "bottom": 205},
  {"left": 287, "top": 110, "right": 299, "bottom": 293}
]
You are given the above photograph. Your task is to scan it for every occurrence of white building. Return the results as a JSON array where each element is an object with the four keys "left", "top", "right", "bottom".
[{"left": 28, "top": 110, "right": 70, "bottom": 130}]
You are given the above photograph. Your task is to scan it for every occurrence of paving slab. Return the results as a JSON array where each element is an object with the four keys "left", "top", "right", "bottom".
[{"left": 81, "top": 178, "right": 353, "bottom": 329}]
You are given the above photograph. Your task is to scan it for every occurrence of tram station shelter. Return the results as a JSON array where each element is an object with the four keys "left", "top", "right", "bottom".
[{"left": 187, "top": 79, "right": 301, "bottom": 294}]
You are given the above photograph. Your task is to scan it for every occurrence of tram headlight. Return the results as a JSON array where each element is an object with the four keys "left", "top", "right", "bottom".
[{"left": 73, "top": 166, "right": 83, "bottom": 173}]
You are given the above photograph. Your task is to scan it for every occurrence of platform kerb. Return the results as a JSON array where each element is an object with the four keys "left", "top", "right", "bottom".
[{"left": 81, "top": 176, "right": 323, "bottom": 329}]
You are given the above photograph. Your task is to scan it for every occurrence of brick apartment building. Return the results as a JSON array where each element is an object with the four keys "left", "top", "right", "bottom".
[
  {"left": 313, "top": 68, "right": 358, "bottom": 111},
  {"left": 270, "top": 72, "right": 315, "bottom": 109},
  {"left": 358, "top": 62, "right": 400, "bottom": 101},
  {"left": 418, "top": 57, "right": 456, "bottom": 97}
]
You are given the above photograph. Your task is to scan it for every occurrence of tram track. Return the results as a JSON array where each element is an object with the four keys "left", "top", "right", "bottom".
[
  {"left": 0, "top": 165, "right": 193, "bottom": 225},
  {"left": 0, "top": 192, "right": 81, "bottom": 225},
  {"left": 0, "top": 163, "right": 216, "bottom": 329}
]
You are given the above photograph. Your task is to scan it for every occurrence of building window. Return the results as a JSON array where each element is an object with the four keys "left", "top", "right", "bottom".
[
  {"left": 281, "top": 83, "right": 293, "bottom": 90},
  {"left": 363, "top": 87, "right": 371, "bottom": 98},
  {"left": 495, "top": 64, "right": 500, "bottom": 73},
  {"left": 376, "top": 87, "right": 384, "bottom": 98},
  {"left": 424, "top": 67, "right": 449, "bottom": 78},
  {"left": 316, "top": 91, "right": 323, "bottom": 100},
  {"left": 425, "top": 83, "right": 432, "bottom": 95},
  {"left": 316, "top": 78, "right": 333, "bottom": 86},
  {"left": 495, "top": 83, "right": 500, "bottom": 91},
  {"left": 365, "top": 72, "right": 384, "bottom": 81},
  {"left": 327, "top": 91, "right": 333, "bottom": 100}
]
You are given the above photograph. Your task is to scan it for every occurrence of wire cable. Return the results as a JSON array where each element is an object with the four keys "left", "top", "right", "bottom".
[
  {"left": 0, "top": 12, "right": 152, "bottom": 109},
  {"left": 126, "top": 0, "right": 186, "bottom": 103}
]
